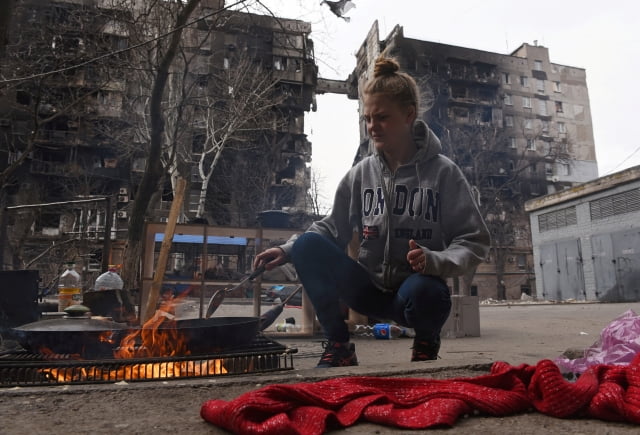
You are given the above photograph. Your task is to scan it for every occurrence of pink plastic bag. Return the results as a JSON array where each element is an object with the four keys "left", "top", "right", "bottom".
[{"left": 554, "top": 309, "right": 640, "bottom": 374}]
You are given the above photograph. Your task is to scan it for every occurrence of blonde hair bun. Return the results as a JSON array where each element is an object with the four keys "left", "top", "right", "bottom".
[{"left": 373, "top": 57, "right": 400, "bottom": 77}]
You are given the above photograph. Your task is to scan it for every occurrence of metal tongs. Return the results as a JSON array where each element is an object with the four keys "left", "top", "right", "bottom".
[{"left": 205, "top": 265, "right": 266, "bottom": 318}]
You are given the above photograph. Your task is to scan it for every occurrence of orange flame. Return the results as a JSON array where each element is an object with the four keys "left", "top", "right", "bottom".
[
  {"left": 41, "top": 358, "right": 226, "bottom": 383},
  {"left": 39, "top": 294, "right": 228, "bottom": 382}
]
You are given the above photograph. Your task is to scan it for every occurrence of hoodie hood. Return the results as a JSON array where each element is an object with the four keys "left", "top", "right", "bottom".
[{"left": 412, "top": 120, "right": 442, "bottom": 160}]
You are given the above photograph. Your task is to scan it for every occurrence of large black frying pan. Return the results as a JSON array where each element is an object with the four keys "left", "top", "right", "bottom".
[
  {"left": 156, "top": 317, "right": 260, "bottom": 355},
  {"left": 12, "top": 315, "right": 261, "bottom": 358}
]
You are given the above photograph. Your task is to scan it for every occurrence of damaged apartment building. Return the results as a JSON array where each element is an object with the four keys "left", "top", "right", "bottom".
[
  {"left": 349, "top": 22, "right": 597, "bottom": 300},
  {"left": 0, "top": 0, "right": 317, "bottom": 276}
]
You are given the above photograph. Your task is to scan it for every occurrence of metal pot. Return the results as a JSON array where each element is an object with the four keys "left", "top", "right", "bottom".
[{"left": 12, "top": 313, "right": 128, "bottom": 358}]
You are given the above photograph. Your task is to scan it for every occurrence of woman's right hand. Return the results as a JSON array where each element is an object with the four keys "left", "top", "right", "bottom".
[{"left": 254, "top": 247, "right": 287, "bottom": 271}]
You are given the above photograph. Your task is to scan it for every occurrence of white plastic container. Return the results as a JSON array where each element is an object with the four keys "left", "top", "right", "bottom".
[{"left": 94, "top": 266, "right": 124, "bottom": 291}]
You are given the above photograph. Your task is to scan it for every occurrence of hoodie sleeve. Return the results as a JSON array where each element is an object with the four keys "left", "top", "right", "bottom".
[
  {"left": 279, "top": 169, "right": 360, "bottom": 257},
  {"left": 421, "top": 162, "right": 490, "bottom": 277}
]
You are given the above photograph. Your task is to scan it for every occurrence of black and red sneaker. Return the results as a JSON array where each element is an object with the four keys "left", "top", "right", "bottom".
[
  {"left": 411, "top": 336, "right": 441, "bottom": 361},
  {"left": 316, "top": 341, "right": 359, "bottom": 368}
]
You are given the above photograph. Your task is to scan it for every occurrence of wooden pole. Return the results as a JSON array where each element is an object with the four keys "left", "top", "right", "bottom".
[
  {"left": 142, "top": 177, "right": 186, "bottom": 322},
  {"left": 199, "top": 223, "right": 207, "bottom": 318},
  {"left": 253, "top": 226, "right": 263, "bottom": 318}
]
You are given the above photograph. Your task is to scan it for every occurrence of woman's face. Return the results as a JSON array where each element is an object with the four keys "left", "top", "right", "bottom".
[{"left": 363, "top": 93, "right": 416, "bottom": 154}]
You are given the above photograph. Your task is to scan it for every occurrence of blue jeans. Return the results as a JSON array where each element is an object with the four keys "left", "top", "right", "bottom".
[{"left": 291, "top": 232, "right": 452, "bottom": 343}]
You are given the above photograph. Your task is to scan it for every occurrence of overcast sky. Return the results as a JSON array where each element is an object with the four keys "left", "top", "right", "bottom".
[{"left": 251, "top": 0, "right": 640, "bottom": 211}]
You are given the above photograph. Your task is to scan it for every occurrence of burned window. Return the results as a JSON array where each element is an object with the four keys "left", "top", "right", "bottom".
[
  {"left": 16, "top": 90, "right": 31, "bottom": 105},
  {"left": 475, "top": 63, "right": 495, "bottom": 80},
  {"left": 555, "top": 101, "right": 564, "bottom": 113},
  {"left": 36, "top": 212, "right": 61, "bottom": 231},
  {"left": 448, "top": 59, "right": 468, "bottom": 79},
  {"left": 106, "top": 35, "right": 128, "bottom": 51},
  {"left": 478, "top": 89, "right": 494, "bottom": 103},
  {"left": 450, "top": 107, "right": 469, "bottom": 122},
  {"left": 192, "top": 134, "right": 205, "bottom": 155},
  {"left": 480, "top": 107, "right": 492, "bottom": 123},
  {"left": 450, "top": 84, "right": 467, "bottom": 99}
]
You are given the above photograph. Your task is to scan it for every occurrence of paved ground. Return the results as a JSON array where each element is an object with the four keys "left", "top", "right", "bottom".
[
  {"left": 1, "top": 301, "right": 639, "bottom": 434},
  {"left": 188, "top": 297, "right": 640, "bottom": 370}
]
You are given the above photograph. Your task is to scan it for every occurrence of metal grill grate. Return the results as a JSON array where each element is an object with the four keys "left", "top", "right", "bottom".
[{"left": 0, "top": 336, "right": 296, "bottom": 387}]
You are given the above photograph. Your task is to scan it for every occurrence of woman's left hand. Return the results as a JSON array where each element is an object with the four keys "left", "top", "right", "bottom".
[{"left": 407, "top": 239, "right": 426, "bottom": 273}]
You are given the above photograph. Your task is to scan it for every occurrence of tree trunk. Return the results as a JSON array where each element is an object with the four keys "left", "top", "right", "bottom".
[{"left": 120, "top": 0, "right": 201, "bottom": 291}]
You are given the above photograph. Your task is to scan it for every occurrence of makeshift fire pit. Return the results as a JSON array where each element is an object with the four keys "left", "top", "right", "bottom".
[
  {"left": 0, "top": 334, "right": 296, "bottom": 387},
  {"left": 2, "top": 299, "right": 297, "bottom": 387}
]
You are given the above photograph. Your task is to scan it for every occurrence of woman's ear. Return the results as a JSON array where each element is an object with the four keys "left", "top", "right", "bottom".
[{"left": 406, "top": 104, "right": 417, "bottom": 124}]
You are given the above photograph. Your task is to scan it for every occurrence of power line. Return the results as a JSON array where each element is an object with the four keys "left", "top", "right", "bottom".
[
  {"left": 0, "top": 0, "right": 250, "bottom": 85},
  {"left": 603, "top": 144, "right": 640, "bottom": 176}
]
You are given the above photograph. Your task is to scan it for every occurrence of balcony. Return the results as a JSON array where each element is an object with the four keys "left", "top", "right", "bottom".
[
  {"left": 36, "top": 130, "right": 81, "bottom": 145},
  {"left": 29, "top": 159, "right": 78, "bottom": 176}
]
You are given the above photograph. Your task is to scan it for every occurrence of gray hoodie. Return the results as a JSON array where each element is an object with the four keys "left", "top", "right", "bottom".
[{"left": 281, "top": 120, "right": 490, "bottom": 293}]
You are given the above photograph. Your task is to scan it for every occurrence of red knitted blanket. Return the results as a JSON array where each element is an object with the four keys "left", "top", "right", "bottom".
[{"left": 201, "top": 354, "right": 640, "bottom": 434}]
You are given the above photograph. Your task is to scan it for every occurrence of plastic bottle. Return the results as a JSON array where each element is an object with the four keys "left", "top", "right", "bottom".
[
  {"left": 275, "top": 322, "right": 302, "bottom": 333},
  {"left": 372, "top": 323, "right": 415, "bottom": 340},
  {"left": 94, "top": 265, "right": 124, "bottom": 291},
  {"left": 275, "top": 317, "right": 301, "bottom": 333},
  {"left": 353, "top": 324, "right": 375, "bottom": 336},
  {"left": 58, "top": 262, "right": 81, "bottom": 311}
]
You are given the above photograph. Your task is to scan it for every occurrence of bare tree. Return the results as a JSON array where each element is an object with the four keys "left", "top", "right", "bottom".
[
  {"left": 118, "top": 0, "right": 203, "bottom": 289},
  {"left": 192, "top": 52, "right": 285, "bottom": 219},
  {"left": 438, "top": 120, "right": 549, "bottom": 298},
  {"left": 306, "top": 166, "right": 329, "bottom": 216}
]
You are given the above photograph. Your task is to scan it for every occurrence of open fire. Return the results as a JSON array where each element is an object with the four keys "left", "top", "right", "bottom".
[
  {"left": 40, "top": 301, "right": 229, "bottom": 382},
  {"left": 1, "top": 296, "right": 295, "bottom": 387}
]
